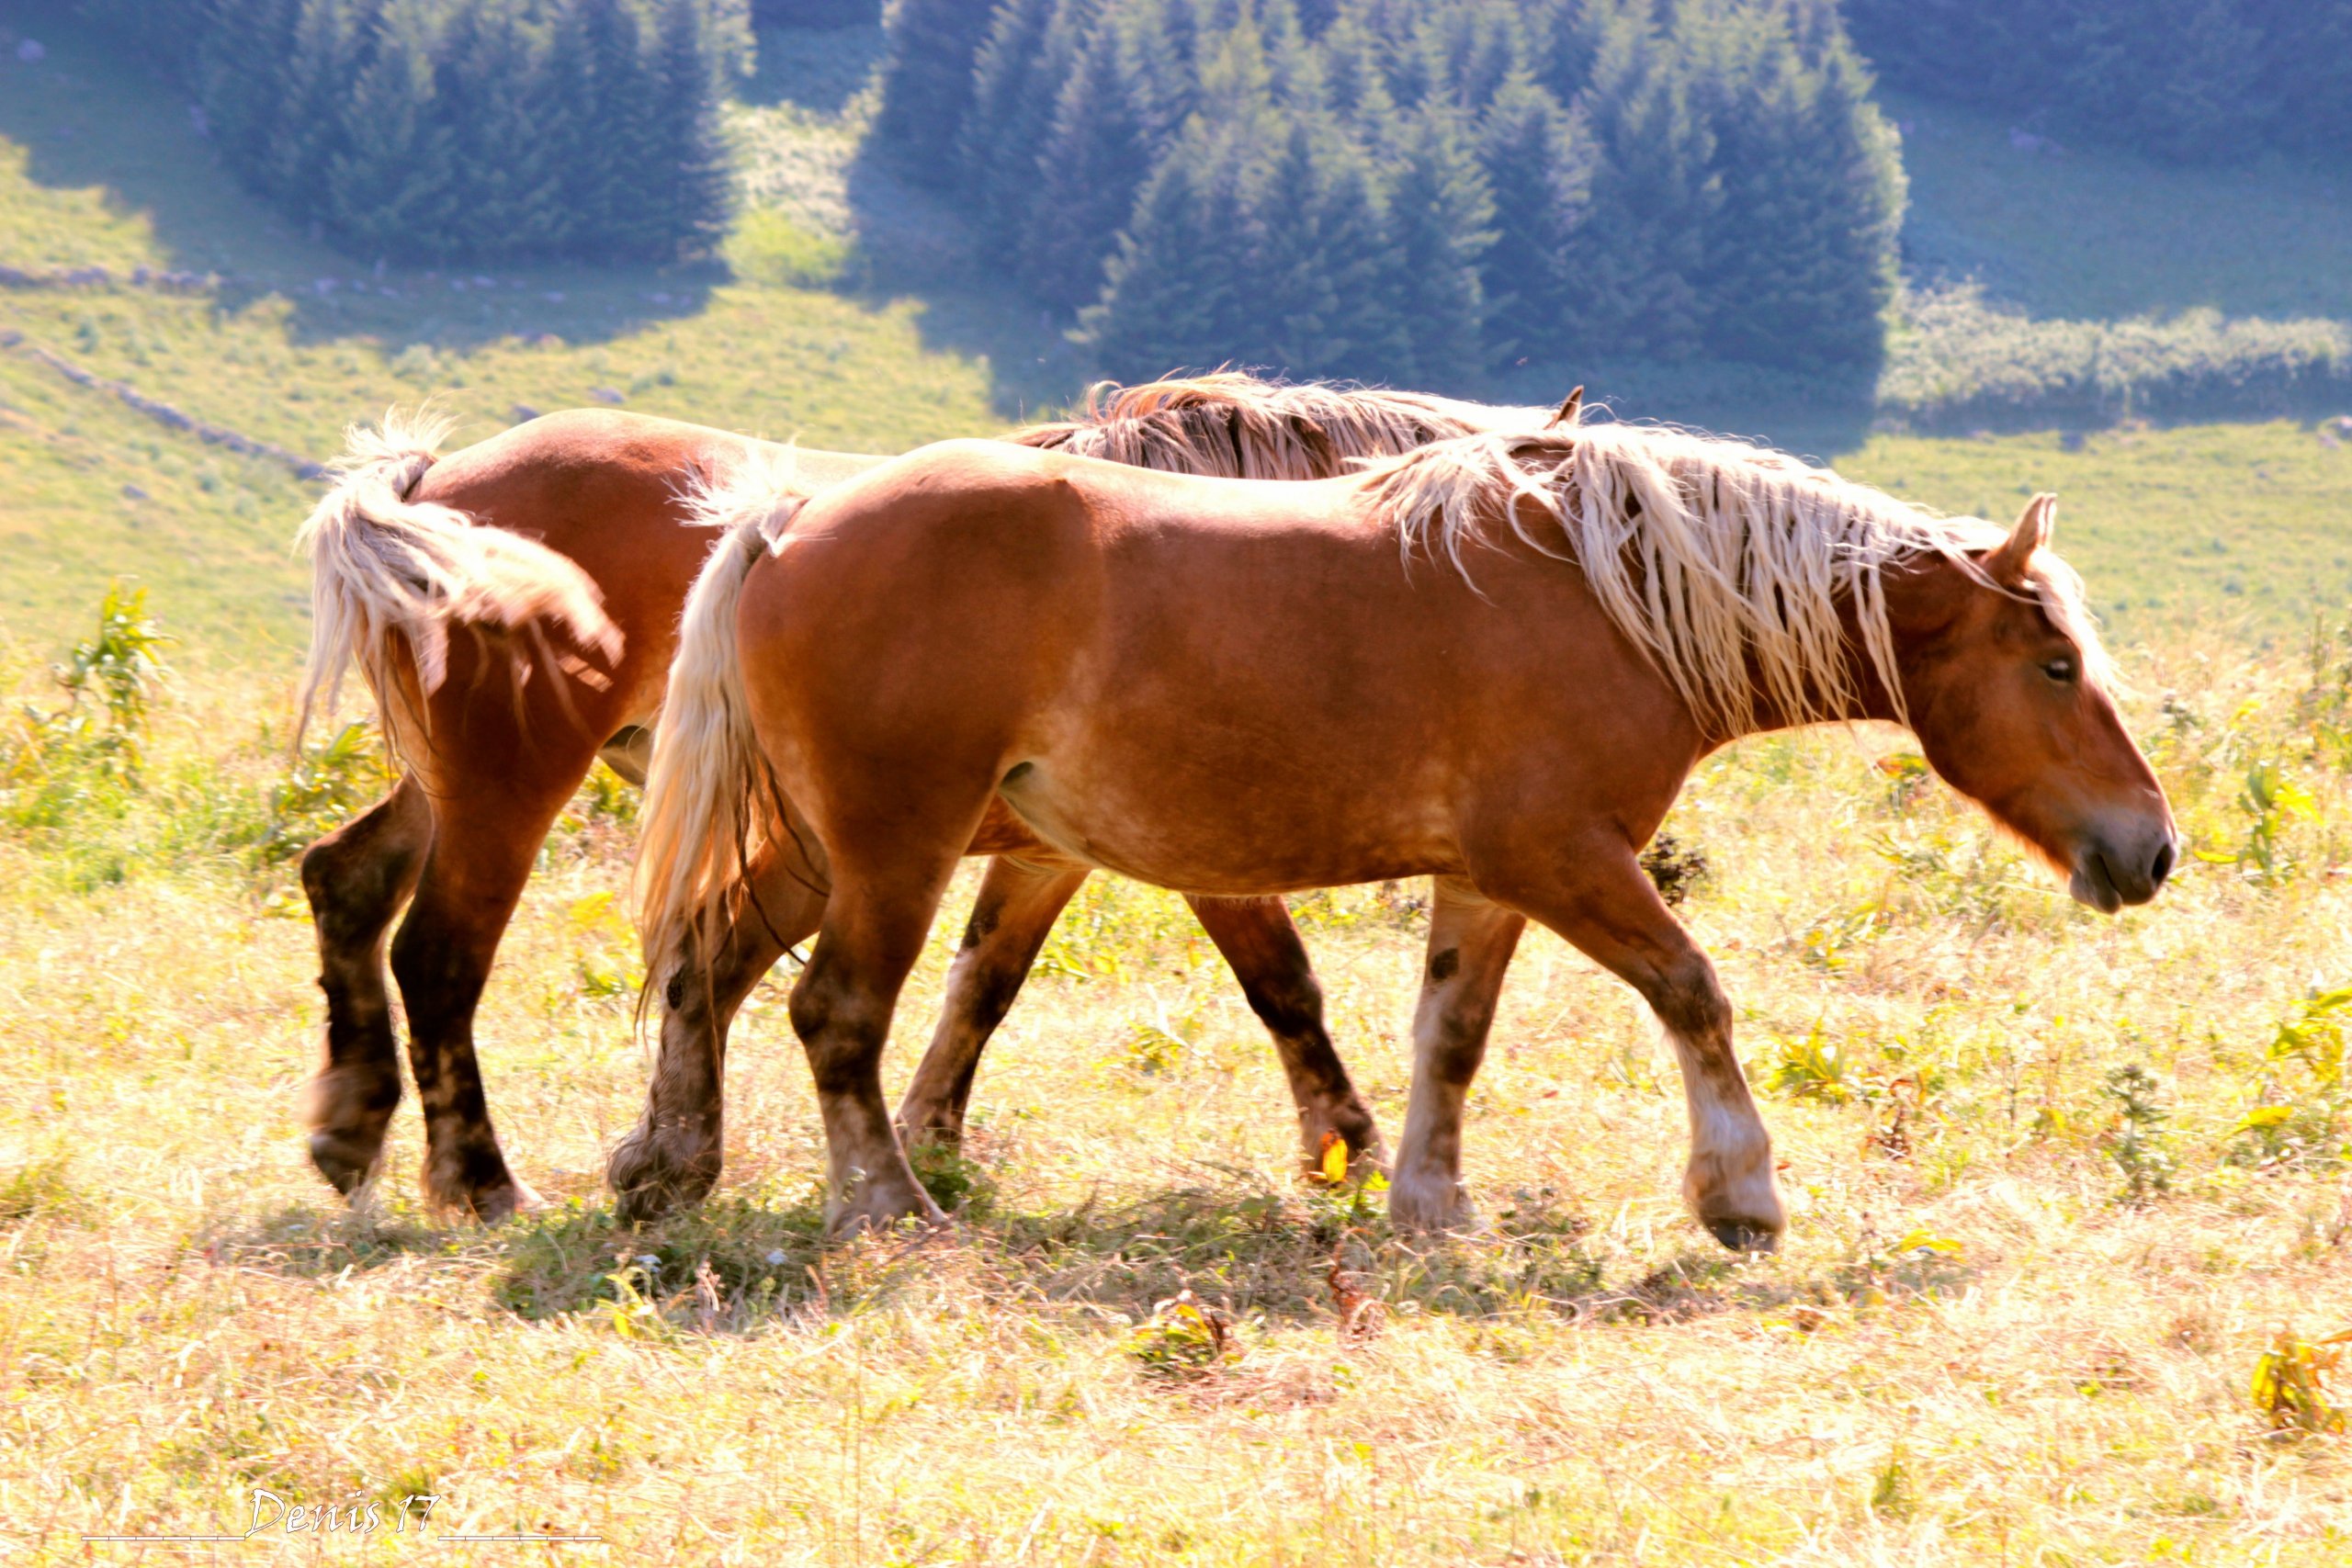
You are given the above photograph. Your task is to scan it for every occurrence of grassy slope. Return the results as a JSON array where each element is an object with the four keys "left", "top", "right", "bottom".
[
  {"left": 1888, "top": 89, "right": 2352, "bottom": 323},
  {"left": 0, "top": 8, "right": 1012, "bottom": 660}
]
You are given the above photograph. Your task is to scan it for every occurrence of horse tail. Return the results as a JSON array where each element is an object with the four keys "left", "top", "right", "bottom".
[
  {"left": 292, "top": 411, "right": 622, "bottom": 762},
  {"left": 633, "top": 451, "right": 805, "bottom": 995}
]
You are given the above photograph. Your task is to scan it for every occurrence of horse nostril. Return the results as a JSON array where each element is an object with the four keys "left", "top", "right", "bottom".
[{"left": 2149, "top": 841, "right": 2175, "bottom": 887}]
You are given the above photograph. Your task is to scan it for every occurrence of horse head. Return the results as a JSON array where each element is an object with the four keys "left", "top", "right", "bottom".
[{"left": 1893, "top": 494, "right": 2177, "bottom": 911}]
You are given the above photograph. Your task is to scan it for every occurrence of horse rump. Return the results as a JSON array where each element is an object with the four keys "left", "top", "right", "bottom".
[{"left": 292, "top": 411, "right": 623, "bottom": 763}]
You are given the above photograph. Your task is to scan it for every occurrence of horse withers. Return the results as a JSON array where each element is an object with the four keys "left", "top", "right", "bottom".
[
  {"left": 635, "top": 423, "right": 2176, "bottom": 1248},
  {"left": 290, "top": 379, "right": 1558, "bottom": 1222}
]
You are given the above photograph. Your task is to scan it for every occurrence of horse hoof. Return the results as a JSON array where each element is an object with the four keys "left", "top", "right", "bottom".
[
  {"left": 1705, "top": 1219, "right": 1781, "bottom": 1254},
  {"left": 469, "top": 1179, "right": 543, "bottom": 1226},
  {"left": 607, "top": 1130, "right": 719, "bottom": 1224},
  {"left": 823, "top": 1190, "right": 947, "bottom": 1242},
  {"left": 307, "top": 1131, "right": 384, "bottom": 1197}
]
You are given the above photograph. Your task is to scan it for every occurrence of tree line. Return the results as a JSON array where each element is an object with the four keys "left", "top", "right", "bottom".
[
  {"left": 876, "top": 0, "right": 1905, "bottom": 388},
  {"left": 1845, "top": 0, "right": 2352, "bottom": 167},
  {"left": 76, "top": 0, "right": 747, "bottom": 264}
]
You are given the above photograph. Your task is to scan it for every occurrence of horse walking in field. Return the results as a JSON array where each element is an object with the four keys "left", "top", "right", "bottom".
[
  {"left": 633, "top": 423, "right": 2177, "bottom": 1248},
  {"left": 293, "top": 378, "right": 1563, "bottom": 1221}
]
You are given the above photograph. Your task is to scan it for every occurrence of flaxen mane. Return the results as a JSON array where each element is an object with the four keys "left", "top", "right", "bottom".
[
  {"left": 1013, "top": 373, "right": 1560, "bottom": 479},
  {"left": 1366, "top": 423, "right": 2112, "bottom": 736}
]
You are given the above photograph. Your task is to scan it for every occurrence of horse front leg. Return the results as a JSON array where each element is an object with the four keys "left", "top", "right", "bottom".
[
  {"left": 896, "top": 854, "right": 1091, "bottom": 1155},
  {"left": 1184, "top": 893, "right": 1384, "bottom": 1174},
  {"left": 610, "top": 844, "right": 828, "bottom": 1224},
  {"left": 300, "top": 773, "right": 432, "bottom": 1195},
  {"left": 1388, "top": 877, "right": 1525, "bottom": 1233},
  {"left": 1496, "top": 840, "right": 1785, "bottom": 1253}
]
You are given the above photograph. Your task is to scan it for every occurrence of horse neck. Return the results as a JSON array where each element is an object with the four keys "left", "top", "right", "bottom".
[{"left": 1714, "top": 573, "right": 1922, "bottom": 742}]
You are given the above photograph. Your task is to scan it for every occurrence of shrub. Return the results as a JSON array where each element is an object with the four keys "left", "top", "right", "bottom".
[
  {"left": 2, "top": 583, "right": 172, "bottom": 820},
  {"left": 1879, "top": 284, "right": 2352, "bottom": 433}
]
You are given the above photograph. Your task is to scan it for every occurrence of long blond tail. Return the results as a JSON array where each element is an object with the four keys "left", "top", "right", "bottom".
[
  {"left": 633, "top": 452, "right": 806, "bottom": 989},
  {"left": 293, "top": 412, "right": 622, "bottom": 761}
]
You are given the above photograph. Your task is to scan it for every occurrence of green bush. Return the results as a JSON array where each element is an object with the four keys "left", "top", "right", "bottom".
[{"left": 1878, "top": 284, "right": 2352, "bottom": 432}]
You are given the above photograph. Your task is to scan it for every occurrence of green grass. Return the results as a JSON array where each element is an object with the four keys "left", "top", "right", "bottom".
[
  {"left": 1890, "top": 89, "right": 2352, "bottom": 323},
  {"left": 1838, "top": 421, "right": 2352, "bottom": 645}
]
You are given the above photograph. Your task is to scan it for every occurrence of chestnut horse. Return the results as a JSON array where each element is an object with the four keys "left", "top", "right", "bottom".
[
  {"left": 633, "top": 423, "right": 2177, "bottom": 1248},
  {"left": 292, "top": 377, "right": 1561, "bottom": 1221}
]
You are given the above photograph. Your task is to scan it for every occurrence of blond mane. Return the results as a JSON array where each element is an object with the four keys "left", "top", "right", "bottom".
[
  {"left": 1014, "top": 372, "right": 1559, "bottom": 479},
  {"left": 1365, "top": 423, "right": 2112, "bottom": 736}
]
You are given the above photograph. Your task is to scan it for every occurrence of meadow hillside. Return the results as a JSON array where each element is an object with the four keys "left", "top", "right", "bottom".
[
  {"left": 7, "top": 6, "right": 2352, "bottom": 657},
  {"left": 0, "top": 9, "right": 2348, "bottom": 1563}
]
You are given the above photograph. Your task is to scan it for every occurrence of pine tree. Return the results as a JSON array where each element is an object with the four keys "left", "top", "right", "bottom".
[
  {"left": 1382, "top": 100, "right": 1494, "bottom": 386},
  {"left": 536, "top": 0, "right": 601, "bottom": 255},
  {"left": 1083, "top": 81, "right": 1277, "bottom": 379},
  {"left": 329, "top": 0, "right": 458, "bottom": 257},
  {"left": 1317, "top": 7, "right": 1397, "bottom": 129},
  {"left": 1021, "top": 9, "right": 1167, "bottom": 312},
  {"left": 872, "top": 0, "right": 1000, "bottom": 186},
  {"left": 263, "top": 0, "right": 366, "bottom": 207},
  {"left": 647, "top": 0, "right": 735, "bottom": 260},
  {"left": 1693, "top": 10, "right": 1902, "bottom": 369},
  {"left": 573, "top": 0, "right": 663, "bottom": 257},
  {"left": 1248, "top": 112, "right": 1365, "bottom": 376},
  {"left": 1555, "top": 1, "right": 1716, "bottom": 357},
  {"left": 961, "top": 0, "right": 1101, "bottom": 258},
  {"left": 441, "top": 1, "right": 574, "bottom": 257},
  {"left": 1476, "top": 73, "right": 1589, "bottom": 362},
  {"left": 194, "top": 0, "right": 302, "bottom": 177}
]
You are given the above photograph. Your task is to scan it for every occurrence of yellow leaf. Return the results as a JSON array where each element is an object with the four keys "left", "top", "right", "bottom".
[{"left": 1319, "top": 1132, "right": 1350, "bottom": 1185}]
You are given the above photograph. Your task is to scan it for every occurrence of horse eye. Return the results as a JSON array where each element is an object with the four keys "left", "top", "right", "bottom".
[{"left": 2041, "top": 656, "right": 2077, "bottom": 683}]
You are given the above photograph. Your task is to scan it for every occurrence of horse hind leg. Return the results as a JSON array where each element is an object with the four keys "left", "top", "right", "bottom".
[
  {"left": 793, "top": 843, "right": 979, "bottom": 1238},
  {"left": 300, "top": 773, "right": 432, "bottom": 1195},
  {"left": 1184, "top": 893, "right": 1384, "bottom": 1173},
  {"left": 609, "top": 840, "right": 829, "bottom": 1224},
  {"left": 390, "top": 772, "right": 584, "bottom": 1224},
  {"left": 895, "top": 854, "right": 1092, "bottom": 1155},
  {"left": 1387, "top": 877, "right": 1526, "bottom": 1233}
]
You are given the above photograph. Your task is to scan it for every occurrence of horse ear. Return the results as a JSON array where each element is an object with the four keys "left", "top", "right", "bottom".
[
  {"left": 1984, "top": 492, "right": 2055, "bottom": 585},
  {"left": 1551, "top": 386, "right": 1584, "bottom": 427}
]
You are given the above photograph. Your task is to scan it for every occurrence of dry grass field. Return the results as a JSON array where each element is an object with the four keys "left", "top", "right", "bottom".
[
  {"left": 5, "top": 9, "right": 2351, "bottom": 1562},
  {"left": 0, "top": 615, "right": 2346, "bottom": 1564}
]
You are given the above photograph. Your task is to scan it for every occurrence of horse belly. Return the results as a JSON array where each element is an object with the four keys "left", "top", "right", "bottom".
[{"left": 993, "top": 742, "right": 1464, "bottom": 896}]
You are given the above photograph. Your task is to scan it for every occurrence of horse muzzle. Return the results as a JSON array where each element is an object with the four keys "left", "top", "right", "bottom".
[{"left": 2068, "top": 828, "right": 2177, "bottom": 912}]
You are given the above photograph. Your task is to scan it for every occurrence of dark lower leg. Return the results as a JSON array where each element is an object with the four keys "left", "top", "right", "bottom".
[
  {"left": 1390, "top": 877, "right": 1525, "bottom": 1233},
  {"left": 610, "top": 848, "right": 826, "bottom": 1223},
  {"left": 896, "top": 856, "right": 1090, "bottom": 1152},
  {"left": 300, "top": 777, "right": 432, "bottom": 1195},
  {"left": 795, "top": 885, "right": 959, "bottom": 1237},
  {"left": 389, "top": 775, "right": 585, "bottom": 1224},
  {"left": 390, "top": 888, "right": 537, "bottom": 1222},
  {"left": 1186, "top": 893, "right": 1383, "bottom": 1170}
]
